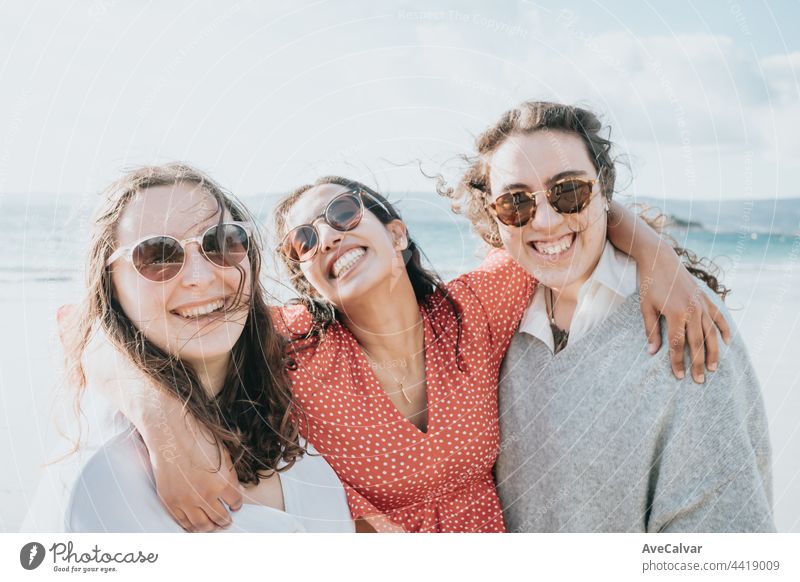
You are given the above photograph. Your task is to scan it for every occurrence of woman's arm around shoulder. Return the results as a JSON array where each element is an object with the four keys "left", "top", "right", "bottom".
[
  {"left": 607, "top": 201, "right": 732, "bottom": 384},
  {"left": 58, "top": 304, "right": 243, "bottom": 532}
]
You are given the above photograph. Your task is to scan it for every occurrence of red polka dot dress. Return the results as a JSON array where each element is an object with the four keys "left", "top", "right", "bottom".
[{"left": 276, "top": 249, "right": 535, "bottom": 532}]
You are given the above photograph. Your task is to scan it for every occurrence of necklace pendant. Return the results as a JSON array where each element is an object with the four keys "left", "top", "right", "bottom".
[
  {"left": 399, "top": 383, "right": 412, "bottom": 404},
  {"left": 550, "top": 322, "right": 569, "bottom": 354}
]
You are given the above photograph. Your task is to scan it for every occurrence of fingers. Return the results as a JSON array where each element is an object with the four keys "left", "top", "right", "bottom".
[
  {"left": 702, "top": 313, "right": 719, "bottom": 373},
  {"left": 221, "top": 482, "right": 244, "bottom": 512},
  {"left": 56, "top": 304, "right": 75, "bottom": 328},
  {"left": 667, "top": 316, "right": 687, "bottom": 380},
  {"left": 183, "top": 506, "right": 219, "bottom": 533},
  {"left": 705, "top": 295, "right": 731, "bottom": 345},
  {"left": 201, "top": 498, "right": 233, "bottom": 529},
  {"left": 56, "top": 304, "right": 78, "bottom": 347},
  {"left": 162, "top": 494, "right": 233, "bottom": 532},
  {"left": 169, "top": 506, "right": 193, "bottom": 532},
  {"left": 215, "top": 447, "right": 242, "bottom": 512},
  {"left": 687, "top": 315, "right": 706, "bottom": 384},
  {"left": 643, "top": 307, "right": 662, "bottom": 355}
]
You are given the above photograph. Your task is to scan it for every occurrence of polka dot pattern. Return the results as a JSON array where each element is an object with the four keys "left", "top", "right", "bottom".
[{"left": 277, "top": 249, "right": 535, "bottom": 532}]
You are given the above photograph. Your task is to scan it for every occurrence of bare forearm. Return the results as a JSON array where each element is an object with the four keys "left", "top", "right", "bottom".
[
  {"left": 605, "top": 199, "right": 731, "bottom": 381},
  {"left": 105, "top": 375, "right": 186, "bottom": 459},
  {"left": 606, "top": 199, "right": 668, "bottom": 262},
  {"left": 65, "top": 314, "right": 242, "bottom": 531},
  {"left": 83, "top": 331, "right": 187, "bottom": 450}
]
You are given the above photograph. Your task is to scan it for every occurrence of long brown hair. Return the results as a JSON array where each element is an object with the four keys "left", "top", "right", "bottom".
[
  {"left": 273, "top": 176, "right": 465, "bottom": 368},
  {"left": 437, "top": 101, "right": 729, "bottom": 298},
  {"left": 64, "top": 163, "right": 303, "bottom": 484}
]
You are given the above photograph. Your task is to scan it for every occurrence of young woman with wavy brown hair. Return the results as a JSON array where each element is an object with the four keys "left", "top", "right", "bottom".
[
  {"left": 23, "top": 164, "right": 353, "bottom": 533},
  {"left": 441, "top": 100, "right": 773, "bottom": 532}
]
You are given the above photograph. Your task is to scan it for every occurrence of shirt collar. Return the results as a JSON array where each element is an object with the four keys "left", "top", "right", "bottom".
[
  {"left": 517, "top": 241, "right": 638, "bottom": 349},
  {"left": 582, "top": 241, "right": 638, "bottom": 300},
  {"left": 517, "top": 284, "right": 554, "bottom": 352}
]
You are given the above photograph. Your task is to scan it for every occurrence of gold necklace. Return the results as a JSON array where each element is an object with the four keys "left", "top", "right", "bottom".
[
  {"left": 360, "top": 324, "right": 424, "bottom": 405},
  {"left": 362, "top": 349, "right": 412, "bottom": 404}
]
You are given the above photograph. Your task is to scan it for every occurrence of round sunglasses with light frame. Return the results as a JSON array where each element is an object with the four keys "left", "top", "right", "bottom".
[{"left": 106, "top": 222, "right": 253, "bottom": 283}]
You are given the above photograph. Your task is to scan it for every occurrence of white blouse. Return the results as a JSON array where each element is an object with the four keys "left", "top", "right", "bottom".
[{"left": 22, "top": 397, "right": 354, "bottom": 533}]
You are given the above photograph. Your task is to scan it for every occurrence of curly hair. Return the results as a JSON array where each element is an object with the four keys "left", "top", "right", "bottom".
[
  {"left": 436, "top": 101, "right": 729, "bottom": 299},
  {"left": 64, "top": 163, "right": 304, "bottom": 484}
]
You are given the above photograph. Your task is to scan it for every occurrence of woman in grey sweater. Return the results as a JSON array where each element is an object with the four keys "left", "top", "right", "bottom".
[{"left": 444, "top": 101, "right": 774, "bottom": 532}]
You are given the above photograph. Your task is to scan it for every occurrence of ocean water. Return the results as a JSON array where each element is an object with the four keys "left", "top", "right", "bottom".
[{"left": 1, "top": 193, "right": 796, "bottom": 294}]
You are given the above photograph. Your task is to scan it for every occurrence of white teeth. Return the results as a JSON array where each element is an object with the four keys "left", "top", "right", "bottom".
[
  {"left": 332, "top": 248, "right": 365, "bottom": 278},
  {"left": 175, "top": 299, "right": 225, "bottom": 319},
  {"left": 533, "top": 234, "right": 573, "bottom": 255}
]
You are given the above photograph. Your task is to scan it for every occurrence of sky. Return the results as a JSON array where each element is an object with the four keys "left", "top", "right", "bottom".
[{"left": 0, "top": 0, "right": 798, "bottom": 203}]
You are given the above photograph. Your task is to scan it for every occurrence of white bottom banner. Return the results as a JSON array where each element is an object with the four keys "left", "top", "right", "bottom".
[{"left": 2, "top": 533, "right": 798, "bottom": 581}]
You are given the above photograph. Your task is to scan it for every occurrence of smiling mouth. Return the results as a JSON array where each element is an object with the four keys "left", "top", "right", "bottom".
[
  {"left": 529, "top": 233, "right": 575, "bottom": 257},
  {"left": 171, "top": 299, "right": 227, "bottom": 320},
  {"left": 330, "top": 247, "right": 366, "bottom": 278}
]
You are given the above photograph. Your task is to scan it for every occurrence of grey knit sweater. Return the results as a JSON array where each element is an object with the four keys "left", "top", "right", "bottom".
[{"left": 495, "top": 293, "right": 775, "bottom": 532}]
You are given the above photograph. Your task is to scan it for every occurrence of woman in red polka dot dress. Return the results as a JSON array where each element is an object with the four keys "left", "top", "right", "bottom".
[
  {"left": 273, "top": 179, "right": 532, "bottom": 531},
  {"left": 269, "top": 176, "right": 721, "bottom": 532}
]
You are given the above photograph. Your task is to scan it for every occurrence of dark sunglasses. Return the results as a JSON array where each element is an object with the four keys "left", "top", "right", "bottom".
[
  {"left": 106, "top": 222, "right": 252, "bottom": 282},
  {"left": 488, "top": 177, "right": 599, "bottom": 227},
  {"left": 280, "top": 189, "right": 388, "bottom": 263}
]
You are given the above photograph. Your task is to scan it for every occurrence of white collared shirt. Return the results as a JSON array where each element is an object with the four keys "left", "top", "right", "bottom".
[{"left": 518, "top": 241, "right": 639, "bottom": 353}]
